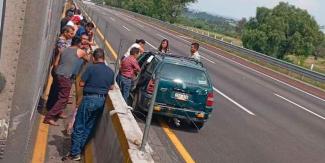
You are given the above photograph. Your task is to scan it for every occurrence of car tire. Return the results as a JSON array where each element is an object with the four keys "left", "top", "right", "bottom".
[{"left": 193, "top": 122, "right": 204, "bottom": 130}]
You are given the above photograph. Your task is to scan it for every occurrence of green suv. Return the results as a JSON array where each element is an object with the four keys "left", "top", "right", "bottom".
[{"left": 130, "top": 52, "right": 214, "bottom": 129}]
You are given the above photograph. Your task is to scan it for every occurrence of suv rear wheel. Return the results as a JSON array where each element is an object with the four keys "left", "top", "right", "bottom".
[{"left": 193, "top": 122, "right": 205, "bottom": 130}]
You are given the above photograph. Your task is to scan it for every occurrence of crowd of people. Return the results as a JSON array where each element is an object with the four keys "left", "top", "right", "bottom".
[
  {"left": 43, "top": 2, "right": 202, "bottom": 161},
  {"left": 116, "top": 39, "right": 201, "bottom": 100}
]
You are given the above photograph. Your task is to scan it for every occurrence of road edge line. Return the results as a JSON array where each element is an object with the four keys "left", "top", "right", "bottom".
[{"left": 159, "top": 119, "right": 195, "bottom": 163}]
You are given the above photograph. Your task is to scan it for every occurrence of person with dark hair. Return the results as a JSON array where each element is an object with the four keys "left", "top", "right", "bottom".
[
  {"left": 117, "top": 47, "right": 141, "bottom": 100},
  {"left": 44, "top": 36, "right": 90, "bottom": 126},
  {"left": 66, "top": 4, "right": 76, "bottom": 17},
  {"left": 158, "top": 39, "right": 170, "bottom": 54},
  {"left": 190, "top": 42, "right": 200, "bottom": 61},
  {"left": 62, "top": 48, "right": 114, "bottom": 161},
  {"left": 61, "top": 11, "right": 74, "bottom": 31},
  {"left": 74, "top": 9, "right": 83, "bottom": 20},
  {"left": 123, "top": 39, "right": 146, "bottom": 59},
  {"left": 79, "top": 19, "right": 88, "bottom": 28},
  {"left": 46, "top": 25, "right": 75, "bottom": 110},
  {"left": 76, "top": 22, "right": 95, "bottom": 46},
  {"left": 64, "top": 33, "right": 91, "bottom": 134}
]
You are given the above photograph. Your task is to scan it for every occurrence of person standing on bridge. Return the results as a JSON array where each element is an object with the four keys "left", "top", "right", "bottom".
[
  {"left": 44, "top": 36, "right": 90, "bottom": 126},
  {"left": 74, "top": 9, "right": 84, "bottom": 21},
  {"left": 65, "top": 33, "right": 92, "bottom": 134},
  {"left": 190, "top": 42, "right": 200, "bottom": 61},
  {"left": 158, "top": 39, "right": 170, "bottom": 54},
  {"left": 117, "top": 47, "right": 141, "bottom": 101},
  {"left": 60, "top": 11, "right": 74, "bottom": 32},
  {"left": 76, "top": 22, "right": 95, "bottom": 47},
  {"left": 122, "top": 39, "right": 146, "bottom": 60},
  {"left": 67, "top": 16, "right": 81, "bottom": 35},
  {"left": 46, "top": 25, "right": 75, "bottom": 110},
  {"left": 62, "top": 48, "right": 115, "bottom": 161}
]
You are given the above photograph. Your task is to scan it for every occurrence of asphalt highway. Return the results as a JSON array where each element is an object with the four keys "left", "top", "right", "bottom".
[{"left": 86, "top": 3, "right": 325, "bottom": 163}]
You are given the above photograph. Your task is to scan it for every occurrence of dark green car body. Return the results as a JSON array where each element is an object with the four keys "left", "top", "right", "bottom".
[{"left": 131, "top": 52, "right": 214, "bottom": 128}]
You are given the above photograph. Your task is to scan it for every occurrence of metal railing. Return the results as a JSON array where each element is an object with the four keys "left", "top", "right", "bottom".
[{"left": 85, "top": 3, "right": 325, "bottom": 83}]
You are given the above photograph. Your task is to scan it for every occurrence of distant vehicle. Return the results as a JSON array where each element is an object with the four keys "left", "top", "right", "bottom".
[{"left": 130, "top": 52, "right": 214, "bottom": 129}]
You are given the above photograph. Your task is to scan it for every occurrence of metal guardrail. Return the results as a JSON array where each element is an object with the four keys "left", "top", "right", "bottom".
[{"left": 86, "top": 3, "right": 325, "bottom": 83}]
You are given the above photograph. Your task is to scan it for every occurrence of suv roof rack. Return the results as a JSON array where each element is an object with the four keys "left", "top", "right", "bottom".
[{"left": 152, "top": 52, "right": 204, "bottom": 67}]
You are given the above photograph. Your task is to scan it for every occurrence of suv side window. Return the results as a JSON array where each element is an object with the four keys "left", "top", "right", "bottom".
[
  {"left": 137, "top": 52, "right": 152, "bottom": 67},
  {"left": 146, "top": 58, "right": 158, "bottom": 74}
]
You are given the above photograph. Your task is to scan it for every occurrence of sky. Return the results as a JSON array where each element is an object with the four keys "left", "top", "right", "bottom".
[{"left": 189, "top": 0, "right": 325, "bottom": 26}]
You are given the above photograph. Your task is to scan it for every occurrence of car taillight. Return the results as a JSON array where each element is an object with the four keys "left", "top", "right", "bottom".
[
  {"left": 146, "top": 79, "right": 155, "bottom": 94},
  {"left": 206, "top": 92, "right": 214, "bottom": 107}
]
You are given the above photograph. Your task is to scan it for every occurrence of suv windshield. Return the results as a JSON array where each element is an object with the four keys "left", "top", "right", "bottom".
[{"left": 159, "top": 63, "right": 209, "bottom": 86}]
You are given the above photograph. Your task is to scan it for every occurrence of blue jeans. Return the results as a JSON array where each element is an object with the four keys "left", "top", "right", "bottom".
[
  {"left": 71, "top": 95, "right": 105, "bottom": 156},
  {"left": 116, "top": 74, "right": 132, "bottom": 101}
]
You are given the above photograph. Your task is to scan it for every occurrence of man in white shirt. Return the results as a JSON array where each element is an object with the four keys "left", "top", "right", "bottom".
[
  {"left": 190, "top": 42, "right": 200, "bottom": 61},
  {"left": 123, "top": 39, "right": 146, "bottom": 59}
]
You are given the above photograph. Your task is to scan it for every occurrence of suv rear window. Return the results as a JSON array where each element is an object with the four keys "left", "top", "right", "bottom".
[{"left": 160, "top": 63, "right": 209, "bottom": 86}]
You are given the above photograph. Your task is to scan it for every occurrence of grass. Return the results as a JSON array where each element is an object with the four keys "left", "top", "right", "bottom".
[{"left": 285, "top": 55, "right": 325, "bottom": 74}]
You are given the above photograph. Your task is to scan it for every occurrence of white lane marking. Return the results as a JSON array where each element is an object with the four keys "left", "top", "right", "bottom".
[
  {"left": 110, "top": 17, "right": 115, "bottom": 21},
  {"left": 179, "top": 35, "right": 192, "bottom": 40},
  {"left": 213, "top": 87, "right": 256, "bottom": 116},
  {"left": 157, "top": 33, "right": 168, "bottom": 40},
  {"left": 274, "top": 93, "right": 325, "bottom": 120},
  {"left": 146, "top": 41, "right": 157, "bottom": 49},
  {"left": 202, "top": 47, "right": 325, "bottom": 103},
  {"left": 98, "top": 5, "right": 325, "bottom": 103},
  {"left": 137, "top": 23, "right": 144, "bottom": 28},
  {"left": 201, "top": 55, "right": 216, "bottom": 64},
  {"left": 122, "top": 25, "right": 130, "bottom": 31}
]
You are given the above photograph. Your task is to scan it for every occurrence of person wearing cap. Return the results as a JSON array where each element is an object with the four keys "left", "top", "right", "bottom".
[
  {"left": 67, "top": 16, "right": 81, "bottom": 34},
  {"left": 61, "top": 11, "right": 74, "bottom": 31},
  {"left": 74, "top": 9, "right": 84, "bottom": 20}
]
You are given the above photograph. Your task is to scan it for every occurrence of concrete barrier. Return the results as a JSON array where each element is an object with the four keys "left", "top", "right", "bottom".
[{"left": 86, "top": 88, "right": 153, "bottom": 163}]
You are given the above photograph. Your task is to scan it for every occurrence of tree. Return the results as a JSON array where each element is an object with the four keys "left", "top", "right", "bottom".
[
  {"left": 242, "top": 2, "right": 323, "bottom": 61},
  {"left": 105, "top": 0, "right": 196, "bottom": 23},
  {"left": 315, "top": 34, "right": 325, "bottom": 59},
  {"left": 235, "top": 18, "right": 247, "bottom": 35}
]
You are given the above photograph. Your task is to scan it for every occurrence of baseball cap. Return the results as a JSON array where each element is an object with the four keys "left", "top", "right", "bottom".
[{"left": 71, "top": 16, "right": 81, "bottom": 23}]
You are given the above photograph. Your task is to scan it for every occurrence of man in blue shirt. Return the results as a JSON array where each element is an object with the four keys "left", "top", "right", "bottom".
[
  {"left": 76, "top": 22, "right": 94, "bottom": 38},
  {"left": 62, "top": 48, "right": 114, "bottom": 161},
  {"left": 76, "top": 22, "right": 95, "bottom": 49}
]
